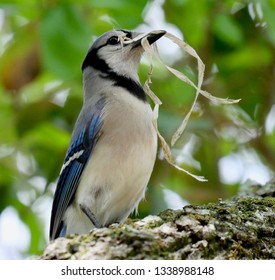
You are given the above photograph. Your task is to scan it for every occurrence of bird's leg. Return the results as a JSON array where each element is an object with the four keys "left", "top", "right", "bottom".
[{"left": 79, "top": 204, "right": 102, "bottom": 228}]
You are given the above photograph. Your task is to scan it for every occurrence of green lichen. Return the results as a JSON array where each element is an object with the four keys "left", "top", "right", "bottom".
[{"left": 41, "top": 180, "right": 275, "bottom": 260}]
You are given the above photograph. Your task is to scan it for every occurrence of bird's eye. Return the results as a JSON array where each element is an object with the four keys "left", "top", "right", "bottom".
[{"left": 108, "top": 36, "right": 120, "bottom": 45}]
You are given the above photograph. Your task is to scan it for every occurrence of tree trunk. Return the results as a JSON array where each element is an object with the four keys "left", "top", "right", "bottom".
[{"left": 40, "top": 180, "right": 275, "bottom": 260}]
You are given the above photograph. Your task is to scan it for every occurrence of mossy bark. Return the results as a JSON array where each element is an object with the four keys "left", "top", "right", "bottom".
[{"left": 40, "top": 180, "right": 275, "bottom": 260}]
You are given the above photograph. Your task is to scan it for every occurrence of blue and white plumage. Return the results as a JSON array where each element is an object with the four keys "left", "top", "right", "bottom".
[{"left": 49, "top": 29, "right": 166, "bottom": 240}]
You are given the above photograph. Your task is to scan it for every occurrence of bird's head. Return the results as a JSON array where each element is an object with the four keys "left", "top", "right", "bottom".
[{"left": 82, "top": 29, "right": 166, "bottom": 81}]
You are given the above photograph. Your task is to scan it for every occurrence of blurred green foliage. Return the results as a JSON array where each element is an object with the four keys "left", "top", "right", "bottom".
[{"left": 0, "top": 0, "right": 275, "bottom": 256}]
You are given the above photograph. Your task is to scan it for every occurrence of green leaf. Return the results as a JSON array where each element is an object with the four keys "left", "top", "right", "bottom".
[
  {"left": 218, "top": 44, "right": 272, "bottom": 70},
  {"left": 213, "top": 14, "right": 244, "bottom": 46},
  {"left": 22, "top": 122, "right": 70, "bottom": 181},
  {"left": 39, "top": 4, "right": 91, "bottom": 79}
]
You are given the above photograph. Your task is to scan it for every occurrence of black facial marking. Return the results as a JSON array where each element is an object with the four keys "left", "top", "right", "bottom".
[
  {"left": 104, "top": 71, "right": 147, "bottom": 102},
  {"left": 117, "top": 29, "right": 132, "bottom": 39},
  {"left": 81, "top": 45, "right": 111, "bottom": 72},
  {"left": 82, "top": 30, "right": 134, "bottom": 71},
  {"left": 81, "top": 31, "right": 146, "bottom": 102}
]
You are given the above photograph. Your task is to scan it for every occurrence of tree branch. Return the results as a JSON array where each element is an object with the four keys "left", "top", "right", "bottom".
[{"left": 40, "top": 180, "right": 275, "bottom": 260}]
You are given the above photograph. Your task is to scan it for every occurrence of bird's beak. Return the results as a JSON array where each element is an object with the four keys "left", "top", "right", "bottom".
[
  {"left": 130, "top": 30, "right": 166, "bottom": 47},
  {"left": 146, "top": 30, "right": 167, "bottom": 45}
]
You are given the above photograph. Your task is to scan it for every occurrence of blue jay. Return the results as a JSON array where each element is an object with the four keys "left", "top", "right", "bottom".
[{"left": 49, "top": 29, "right": 166, "bottom": 240}]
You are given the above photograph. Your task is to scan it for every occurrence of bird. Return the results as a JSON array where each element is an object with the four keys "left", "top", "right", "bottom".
[{"left": 49, "top": 29, "right": 166, "bottom": 240}]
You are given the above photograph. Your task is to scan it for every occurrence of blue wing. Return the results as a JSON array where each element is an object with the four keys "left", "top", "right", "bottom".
[{"left": 49, "top": 104, "right": 104, "bottom": 240}]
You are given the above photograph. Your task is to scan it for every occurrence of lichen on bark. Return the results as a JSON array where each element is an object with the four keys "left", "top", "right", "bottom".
[{"left": 41, "top": 179, "right": 275, "bottom": 260}]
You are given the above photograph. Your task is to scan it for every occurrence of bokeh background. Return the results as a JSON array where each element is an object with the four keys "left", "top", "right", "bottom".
[{"left": 0, "top": 0, "right": 275, "bottom": 259}]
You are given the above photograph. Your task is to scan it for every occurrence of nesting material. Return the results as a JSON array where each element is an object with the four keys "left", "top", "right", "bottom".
[{"left": 122, "top": 30, "right": 240, "bottom": 181}]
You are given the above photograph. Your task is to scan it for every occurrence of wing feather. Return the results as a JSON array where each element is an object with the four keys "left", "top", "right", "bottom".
[{"left": 49, "top": 107, "right": 103, "bottom": 240}]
